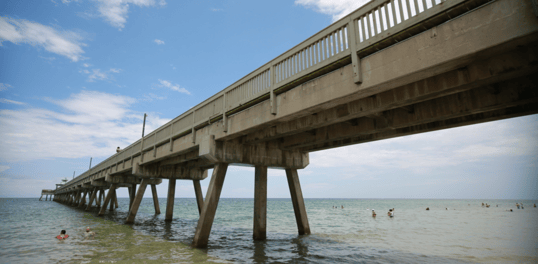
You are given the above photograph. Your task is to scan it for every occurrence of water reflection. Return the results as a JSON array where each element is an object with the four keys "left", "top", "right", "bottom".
[{"left": 252, "top": 240, "right": 268, "bottom": 263}]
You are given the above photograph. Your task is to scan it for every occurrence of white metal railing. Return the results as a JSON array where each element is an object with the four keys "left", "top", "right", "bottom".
[{"left": 58, "top": 0, "right": 473, "bottom": 191}]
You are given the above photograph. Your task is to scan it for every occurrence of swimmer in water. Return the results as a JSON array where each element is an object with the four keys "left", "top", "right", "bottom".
[
  {"left": 388, "top": 209, "right": 394, "bottom": 217},
  {"left": 372, "top": 209, "right": 376, "bottom": 217},
  {"left": 534, "top": 204, "right": 536, "bottom": 207},
  {"left": 426, "top": 207, "right": 429, "bottom": 211},
  {"left": 56, "top": 230, "right": 69, "bottom": 240},
  {"left": 84, "top": 227, "right": 95, "bottom": 238}
]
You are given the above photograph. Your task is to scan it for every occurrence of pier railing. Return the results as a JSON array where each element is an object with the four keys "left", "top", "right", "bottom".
[{"left": 58, "top": 0, "right": 487, "bottom": 191}]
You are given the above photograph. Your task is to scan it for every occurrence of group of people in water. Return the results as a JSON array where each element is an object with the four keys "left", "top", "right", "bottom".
[
  {"left": 370, "top": 208, "right": 394, "bottom": 217},
  {"left": 56, "top": 227, "right": 95, "bottom": 240}
]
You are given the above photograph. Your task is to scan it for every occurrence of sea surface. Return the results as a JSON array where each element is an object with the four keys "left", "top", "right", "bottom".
[{"left": 0, "top": 198, "right": 537, "bottom": 263}]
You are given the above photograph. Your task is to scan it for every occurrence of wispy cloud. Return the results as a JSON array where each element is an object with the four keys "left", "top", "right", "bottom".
[
  {"left": 87, "top": 69, "right": 108, "bottom": 82},
  {"left": 143, "top": 93, "right": 166, "bottom": 102},
  {"left": 94, "top": 0, "right": 167, "bottom": 30},
  {"left": 211, "top": 8, "right": 223, "bottom": 12},
  {"left": 154, "top": 39, "right": 165, "bottom": 45},
  {"left": 39, "top": 56, "right": 57, "bottom": 61},
  {"left": 295, "top": 0, "right": 369, "bottom": 22},
  {"left": 157, "top": 79, "right": 190, "bottom": 95},
  {"left": 0, "top": 17, "right": 87, "bottom": 61},
  {"left": 0, "top": 90, "right": 170, "bottom": 162},
  {"left": 0, "top": 99, "right": 25, "bottom": 105},
  {"left": 0, "top": 83, "right": 12, "bottom": 92},
  {"left": 79, "top": 68, "right": 122, "bottom": 82},
  {"left": 82, "top": 63, "right": 91, "bottom": 67},
  {"left": 0, "top": 165, "right": 9, "bottom": 173}
]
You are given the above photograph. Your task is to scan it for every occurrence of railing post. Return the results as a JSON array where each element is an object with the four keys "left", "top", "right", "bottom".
[
  {"left": 192, "top": 110, "right": 196, "bottom": 143},
  {"left": 270, "top": 65, "right": 277, "bottom": 115},
  {"left": 348, "top": 18, "right": 362, "bottom": 84},
  {"left": 223, "top": 93, "right": 228, "bottom": 132}
]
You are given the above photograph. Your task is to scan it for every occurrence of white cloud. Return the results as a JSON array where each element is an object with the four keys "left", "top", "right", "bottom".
[
  {"left": 94, "top": 0, "right": 167, "bottom": 30},
  {"left": 87, "top": 69, "right": 108, "bottom": 82},
  {"left": 295, "top": 0, "right": 370, "bottom": 22},
  {"left": 79, "top": 68, "right": 122, "bottom": 82},
  {"left": 0, "top": 99, "right": 25, "bottom": 105},
  {"left": 0, "top": 165, "right": 9, "bottom": 173},
  {"left": 0, "top": 90, "right": 170, "bottom": 162},
  {"left": 0, "top": 17, "right": 86, "bottom": 61},
  {"left": 157, "top": 79, "right": 190, "bottom": 95},
  {"left": 143, "top": 93, "right": 166, "bottom": 102},
  {"left": 0, "top": 83, "right": 12, "bottom": 92},
  {"left": 154, "top": 39, "right": 165, "bottom": 45},
  {"left": 83, "top": 63, "right": 91, "bottom": 67}
]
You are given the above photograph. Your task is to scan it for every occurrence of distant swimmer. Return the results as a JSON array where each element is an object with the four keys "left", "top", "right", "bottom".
[
  {"left": 446, "top": 208, "right": 448, "bottom": 210},
  {"left": 534, "top": 204, "right": 536, "bottom": 207},
  {"left": 84, "top": 227, "right": 95, "bottom": 238},
  {"left": 372, "top": 209, "right": 376, "bottom": 217},
  {"left": 506, "top": 209, "right": 513, "bottom": 212},
  {"left": 56, "top": 230, "right": 69, "bottom": 240},
  {"left": 516, "top": 203, "right": 520, "bottom": 209},
  {"left": 426, "top": 207, "right": 430, "bottom": 211},
  {"left": 388, "top": 209, "right": 394, "bottom": 217},
  {"left": 482, "top": 203, "right": 484, "bottom": 206}
]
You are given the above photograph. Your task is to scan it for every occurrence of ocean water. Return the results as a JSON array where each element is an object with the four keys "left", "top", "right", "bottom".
[{"left": 0, "top": 198, "right": 537, "bottom": 263}]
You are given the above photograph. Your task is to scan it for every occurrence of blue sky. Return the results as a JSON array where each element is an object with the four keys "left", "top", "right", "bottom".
[{"left": 1, "top": 0, "right": 537, "bottom": 199}]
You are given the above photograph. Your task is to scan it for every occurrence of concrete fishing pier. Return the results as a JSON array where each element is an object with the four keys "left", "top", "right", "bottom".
[{"left": 50, "top": 0, "right": 538, "bottom": 248}]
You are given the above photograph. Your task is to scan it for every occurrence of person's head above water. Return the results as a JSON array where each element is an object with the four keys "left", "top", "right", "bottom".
[
  {"left": 61, "top": 230, "right": 66, "bottom": 234},
  {"left": 86, "top": 227, "right": 91, "bottom": 232}
]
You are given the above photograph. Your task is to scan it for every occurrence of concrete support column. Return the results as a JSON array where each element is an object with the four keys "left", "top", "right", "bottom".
[
  {"left": 115, "top": 193, "right": 119, "bottom": 208},
  {"left": 193, "top": 180, "right": 204, "bottom": 215},
  {"left": 165, "top": 179, "right": 176, "bottom": 221},
  {"left": 285, "top": 169, "right": 311, "bottom": 235},
  {"left": 39, "top": 195, "right": 43, "bottom": 201},
  {"left": 126, "top": 179, "right": 149, "bottom": 224},
  {"left": 78, "top": 191, "right": 88, "bottom": 207},
  {"left": 109, "top": 188, "right": 117, "bottom": 211},
  {"left": 96, "top": 189, "right": 103, "bottom": 208},
  {"left": 72, "top": 190, "right": 81, "bottom": 206},
  {"left": 129, "top": 184, "right": 137, "bottom": 212},
  {"left": 86, "top": 187, "right": 98, "bottom": 211},
  {"left": 151, "top": 184, "right": 161, "bottom": 214},
  {"left": 253, "top": 166, "right": 268, "bottom": 240},
  {"left": 192, "top": 163, "right": 229, "bottom": 248},
  {"left": 98, "top": 184, "right": 117, "bottom": 216}
]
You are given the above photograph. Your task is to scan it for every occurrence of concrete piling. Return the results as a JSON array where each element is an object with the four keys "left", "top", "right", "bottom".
[
  {"left": 126, "top": 179, "right": 149, "bottom": 224},
  {"left": 253, "top": 166, "right": 268, "bottom": 240},
  {"left": 286, "top": 169, "right": 311, "bottom": 235},
  {"left": 193, "top": 180, "right": 204, "bottom": 215},
  {"left": 151, "top": 184, "right": 161, "bottom": 214},
  {"left": 192, "top": 163, "right": 228, "bottom": 248}
]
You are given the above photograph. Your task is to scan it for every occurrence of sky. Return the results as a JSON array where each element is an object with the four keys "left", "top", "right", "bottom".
[{"left": 1, "top": 0, "right": 537, "bottom": 200}]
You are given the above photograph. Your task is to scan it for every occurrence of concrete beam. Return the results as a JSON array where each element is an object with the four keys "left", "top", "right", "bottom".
[
  {"left": 242, "top": 44, "right": 538, "bottom": 147},
  {"left": 306, "top": 102, "right": 538, "bottom": 152},
  {"left": 283, "top": 75, "right": 538, "bottom": 150}
]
